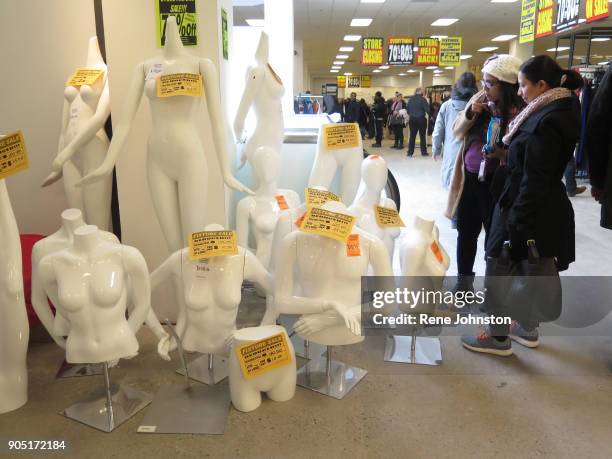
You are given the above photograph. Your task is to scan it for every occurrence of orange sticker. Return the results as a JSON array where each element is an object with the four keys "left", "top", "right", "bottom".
[
  {"left": 431, "top": 241, "right": 443, "bottom": 263},
  {"left": 295, "top": 212, "right": 306, "bottom": 228},
  {"left": 347, "top": 234, "right": 361, "bottom": 257},
  {"left": 275, "top": 195, "right": 289, "bottom": 210},
  {"left": 369, "top": 155, "right": 380, "bottom": 159}
]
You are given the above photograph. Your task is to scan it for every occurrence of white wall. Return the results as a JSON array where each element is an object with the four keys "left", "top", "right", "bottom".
[
  {"left": 294, "top": 40, "right": 304, "bottom": 95},
  {"left": 0, "top": 0, "right": 97, "bottom": 235}
]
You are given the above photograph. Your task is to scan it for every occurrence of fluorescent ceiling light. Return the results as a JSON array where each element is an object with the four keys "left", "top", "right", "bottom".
[
  {"left": 547, "top": 46, "right": 570, "bottom": 52},
  {"left": 361, "top": 0, "right": 385, "bottom": 3},
  {"left": 344, "top": 72, "right": 353, "bottom": 76},
  {"left": 445, "top": 66, "right": 454, "bottom": 69},
  {"left": 398, "top": 73, "right": 406, "bottom": 76},
  {"left": 578, "top": 19, "right": 586, "bottom": 23},
  {"left": 330, "top": 70, "right": 339, "bottom": 73},
  {"left": 430, "top": 35, "right": 448, "bottom": 39},
  {"left": 478, "top": 46, "right": 499, "bottom": 52},
  {"left": 426, "top": 66, "right": 438, "bottom": 70},
  {"left": 339, "top": 46, "right": 354, "bottom": 52},
  {"left": 592, "top": 38, "right": 611, "bottom": 42},
  {"left": 492, "top": 34, "right": 517, "bottom": 41},
  {"left": 407, "top": 69, "right": 417, "bottom": 73},
  {"left": 379, "top": 65, "right": 390, "bottom": 69},
  {"left": 333, "top": 61, "right": 344, "bottom": 65},
  {"left": 600, "top": 61, "right": 610, "bottom": 65},
  {"left": 372, "top": 69, "right": 382, "bottom": 72},
  {"left": 331, "top": 66, "right": 342, "bottom": 70},
  {"left": 460, "top": 54, "right": 472, "bottom": 60},
  {"left": 344, "top": 35, "right": 362, "bottom": 41},
  {"left": 336, "top": 54, "right": 349, "bottom": 59},
  {"left": 431, "top": 18, "right": 458, "bottom": 26},
  {"left": 245, "top": 19, "right": 265, "bottom": 27},
  {"left": 491, "top": 0, "right": 518, "bottom": 3},
  {"left": 351, "top": 18, "right": 373, "bottom": 27}
]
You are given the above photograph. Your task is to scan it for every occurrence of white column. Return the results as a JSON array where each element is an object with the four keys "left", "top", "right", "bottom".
[
  {"left": 454, "top": 60, "right": 469, "bottom": 81},
  {"left": 509, "top": 38, "right": 534, "bottom": 62},
  {"left": 419, "top": 70, "right": 434, "bottom": 90},
  {"left": 265, "top": 0, "right": 294, "bottom": 114}
]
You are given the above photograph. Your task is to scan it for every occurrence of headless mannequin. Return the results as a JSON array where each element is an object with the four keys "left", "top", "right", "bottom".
[
  {"left": 153, "top": 224, "right": 272, "bottom": 360},
  {"left": 38, "top": 225, "right": 151, "bottom": 364},
  {"left": 349, "top": 156, "right": 400, "bottom": 258},
  {"left": 308, "top": 123, "right": 363, "bottom": 205},
  {"left": 236, "top": 146, "right": 299, "bottom": 269},
  {"left": 42, "top": 37, "right": 112, "bottom": 231},
  {"left": 0, "top": 178, "right": 29, "bottom": 414},
  {"left": 275, "top": 201, "right": 393, "bottom": 345},
  {"left": 233, "top": 31, "right": 284, "bottom": 186},
  {"left": 31, "top": 209, "right": 168, "bottom": 348}
]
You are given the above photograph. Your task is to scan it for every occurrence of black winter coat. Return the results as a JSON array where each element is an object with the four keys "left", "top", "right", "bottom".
[
  {"left": 587, "top": 65, "right": 612, "bottom": 230},
  {"left": 486, "top": 97, "right": 580, "bottom": 271}
]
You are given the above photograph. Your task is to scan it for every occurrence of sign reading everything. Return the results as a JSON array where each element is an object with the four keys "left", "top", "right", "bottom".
[
  {"left": 536, "top": 0, "right": 555, "bottom": 38},
  {"left": 586, "top": 0, "right": 610, "bottom": 22},
  {"left": 362, "top": 37, "right": 384, "bottom": 66},
  {"left": 300, "top": 207, "right": 356, "bottom": 242},
  {"left": 415, "top": 38, "right": 439, "bottom": 66},
  {"left": 387, "top": 37, "right": 415, "bottom": 65},
  {"left": 66, "top": 68, "right": 104, "bottom": 87},
  {"left": 439, "top": 37, "right": 462, "bottom": 67},
  {"left": 519, "top": 0, "right": 537, "bottom": 43},
  {"left": 0, "top": 131, "right": 29, "bottom": 180},
  {"left": 156, "top": 0, "right": 197, "bottom": 47},
  {"left": 188, "top": 230, "right": 237, "bottom": 260},
  {"left": 235, "top": 333, "right": 292, "bottom": 380},
  {"left": 555, "top": 0, "right": 581, "bottom": 31},
  {"left": 157, "top": 73, "right": 202, "bottom": 97},
  {"left": 323, "top": 123, "right": 360, "bottom": 150}
]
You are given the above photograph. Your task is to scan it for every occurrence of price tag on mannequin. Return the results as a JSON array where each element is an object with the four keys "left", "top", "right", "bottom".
[
  {"left": 0, "top": 130, "right": 29, "bottom": 180},
  {"left": 323, "top": 123, "right": 360, "bottom": 150},
  {"left": 431, "top": 241, "right": 444, "bottom": 263},
  {"left": 236, "top": 333, "right": 292, "bottom": 380},
  {"left": 300, "top": 207, "right": 356, "bottom": 242},
  {"left": 305, "top": 188, "right": 340, "bottom": 208},
  {"left": 374, "top": 205, "right": 405, "bottom": 227},
  {"left": 66, "top": 68, "right": 105, "bottom": 87},
  {"left": 275, "top": 195, "right": 289, "bottom": 210},
  {"left": 157, "top": 73, "right": 202, "bottom": 97},
  {"left": 346, "top": 234, "right": 361, "bottom": 257},
  {"left": 188, "top": 230, "right": 237, "bottom": 260}
]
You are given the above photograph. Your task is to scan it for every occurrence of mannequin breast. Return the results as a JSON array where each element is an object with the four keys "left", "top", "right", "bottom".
[{"left": 63, "top": 78, "right": 108, "bottom": 145}]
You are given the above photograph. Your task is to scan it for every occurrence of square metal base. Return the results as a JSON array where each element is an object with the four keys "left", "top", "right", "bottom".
[
  {"left": 56, "top": 360, "right": 103, "bottom": 379},
  {"left": 62, "top": 384, "right": 152, "bottom": 433},
  {"left": 137, "top": 382, "right": 231, "bottom": 434},
  {"left": 384, "top": 335, "right": 442, "bottom": 366},
  {"left": 296, "top": 358, "right": 367, "bottom": 400},
  {"left": 176, "top": 355, "right": 229, "bottom": 385}
]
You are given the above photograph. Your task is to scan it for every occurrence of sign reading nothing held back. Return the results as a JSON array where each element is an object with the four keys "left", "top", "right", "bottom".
[{"left": 415, "top": 38, "right": 439, "bottom": 66}]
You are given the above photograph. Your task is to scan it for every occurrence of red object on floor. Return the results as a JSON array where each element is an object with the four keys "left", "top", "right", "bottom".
[{"left": 20, "top": 234, "right": 49, "bottom": 328}]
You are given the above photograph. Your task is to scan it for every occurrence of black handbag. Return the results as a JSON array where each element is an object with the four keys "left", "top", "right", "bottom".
[{"left": 484, "top": 240, "right": 562, "bottom": 325}]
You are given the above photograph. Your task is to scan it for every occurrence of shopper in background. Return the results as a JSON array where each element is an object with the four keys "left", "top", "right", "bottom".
[
  {"left": 433, "top": 72, "right": 478, "bottom": 189},
  {"left": 587, "top": 64, "right": 612, "bottom": 228},
  {"left": 390, "top": 93, "right": 405, "bottom": 149},
  {"left": 358, "top": 98, "right": 371, "bottom": 139},
  {"left": 462, "top": 55, "right": 583, "bottom": 356},
  {"left": 344, "top": 92, "right": 361, "bottom": 124},
  {"left": 371, "top": 91, "right": 387, "bottom": 148},
  {"left": 428, "top": 100, "right": 441, "bottom": 137},
  {"left": 446, "top": 55, "right": 524, "bottom": 294},
  {"left": 406, "top": 87, "right": 429, "bottom": 157}
]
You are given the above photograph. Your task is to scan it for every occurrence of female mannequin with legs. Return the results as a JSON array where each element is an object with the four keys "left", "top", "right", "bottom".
[
  {"left": 233, "top": 31, "right": 284, "bottom": 185},
  {"left": 47, "top": 16, "right": 251, "bottom": 253},
  {"left": 154, "top": 224, "right": 272, "bottom": 360},
  {"left": 38, "top": 225, "right": 151, "bottom": 364},
  {"left": 42, "top": 37, "right": 112, "bottom": 231},
  {"left": 349, "top": 155, "right": 401, "bottom": 258},
  {"left": 0, "top": 178, "right": 29, "bottom": 414},
  {"left": 236, "top": 146, "right": 299, "bottom": 269}
]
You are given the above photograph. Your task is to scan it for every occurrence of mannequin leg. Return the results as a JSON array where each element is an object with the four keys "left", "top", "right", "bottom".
[
  {"left": 308, "top": 153, "right": 338, "bottom": 191},
  {"left": 82, "top": 141, "right": 112, "bottom": 231},
  {"left": 340, "top": 154, "right": 363, "bottom": 205},
  {"left": 177, "top": 163, "right": 208, "bottom": 238},
  {"left": 62, "top": 159, "right": 85, "bottom": 213},
  {"left": 266, "top": 374, "right": 297, "bottom": 402},
  {"left": 147, "top": 160, "right": 183, "bottom": 252}
]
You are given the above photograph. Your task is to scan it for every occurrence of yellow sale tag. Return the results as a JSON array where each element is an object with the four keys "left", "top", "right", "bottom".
[
  {"left": 323, "top": 123, "right": 360, "bottom": 150},
  {"left": 305, "top": 187, "right": 340, "bottom": 208},
  {"left": 0, "top": 131, "right": 29, "bottom": 180},
  {"left": 188, "top": 230, "right": 237, "bottom": 260},
  {"left": 374, "top": 205, "right": 405, "bottom": 228},
  {"left": 66, "top": 68, "right": 105, "bottom": 87},
  {"left": 431, "top": 241, "right": 444, "bottom": 263},
  {"left": 157, "top": 73, "right": 202, "bottom": 97},
  {"left": 300, "top": 207, "right": 356, "bottom": 242},
  {"left": 346, "top": 234, "right": 361, "bottom": 257},
  {"left": 235, "top": 332, "right": 292, "bottom": 380}
]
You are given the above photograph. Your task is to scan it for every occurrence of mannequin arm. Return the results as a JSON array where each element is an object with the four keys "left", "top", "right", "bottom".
[
  {"left": 233, "top": 67, "right": 263, "bottom": 142},
  {"left": 244, "top": 249, "right": 272, "bottom": 293},
  {"left": 121, "top": 246, "right": 151, "bottom": 333},
  {"left": 78, "top": 63, "right": 146, "bottom": 187},
  {"left": 150, "top": 250, "right": 181, "bottom": 290},
  {"left": 235, "top": 198, "right": 252, "bottom": 249},
  {"left": 41, "top": 101, "right": 70, "bottom": 187},
  {"left": 199, "top": 58, "right": 253, "bottom": 195},
  {"left": 369, "top": 234, "right": 394, "bottom": 277}
]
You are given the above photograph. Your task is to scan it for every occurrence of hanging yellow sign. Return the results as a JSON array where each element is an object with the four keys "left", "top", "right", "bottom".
[
  {"left": 300, "top": 207, "right": 356, "bottom": 242},
  {"left": 157, "top": 73, "right": 202, "bottom": 97},
  {"left": 305, "top": 188, "right": 340, "bottom": 209},
  {"left": 0, "top": 131, "right": 29, "bottom": 180},
  {"left": 235, "top": 332, "right": 292, "bottom": 380},
  {"left": 439, "top": 37, "right": 462, "bottom": 67},
  {"left": 415, "top": 38, "right": 440, "bottom": 66},
  {"left": 337, "top": 75, "right": 346, "bottom": 88},
  {"left": 188, "top": 230, "right": 237, "bottom": 260},
  {"left": 586, "top": 0, "right": 610, "bottom": 23},
  {"left": 362, "top": 37, "right": 384, "bottom": 66},
  {"left": 66, "top": 68, "right": 105, "bottom": 87},
  {"left": 519, "top": 0, "right": 537, "bottom": 44},
  {"left": 374, "top": 205, "right": 405, "bottom": 228},
  {"left": 536, "top": 0, "right": 554, "bottom": 38},
  {"left": 323, "top": 123, "right": 360, "bottom": 150},
  {"left": 360, "top": 75, "right": 372, "bottom": 88}
]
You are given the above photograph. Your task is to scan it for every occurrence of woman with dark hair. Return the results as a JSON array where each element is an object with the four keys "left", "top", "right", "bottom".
[
  {"left": 462, "top": 55, "right": 583, "bottom": 356},
  {"left": 433, "top": 72, "right": 478, "bottom": 189},
  {"left": 446, "top": 55, "right": 525, "bottom": 294},
  {"left": 358, "top": 98, "right": 371, "bottom": 139}
]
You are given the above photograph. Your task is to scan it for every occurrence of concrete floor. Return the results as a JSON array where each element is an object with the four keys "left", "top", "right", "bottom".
[{"left": 2, "top": 139, "right": 612, "bottom": 458}]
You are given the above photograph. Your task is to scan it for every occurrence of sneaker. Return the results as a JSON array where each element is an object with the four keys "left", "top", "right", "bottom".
[
  {"left": 567, "top": 186, "right": 586, "bottom": 197},
  {"left": 509, "top": 321, "right": 540, "bottom": 348},
  {"left": 371, "top": 143, "right": 382, "bottom": 148},
  {"left": 407, "top": 152, "right": 413, "bottom": 157},
  {"left": 421, "top": 152, "right": 429, "bottom": 157},
  {"left": 461, "top": 328, "right": 513, "bottom": 356}
]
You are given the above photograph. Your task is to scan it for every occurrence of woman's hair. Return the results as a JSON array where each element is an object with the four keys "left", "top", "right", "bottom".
[
  {"left": 519, "top": 55, "right": 584, "bottom": 90},
  {"left": 496, "top": 81, "right": 526, "bottom": 138},
  {"left": 452, "top": 72, "right": 477, "bottom": 100}
]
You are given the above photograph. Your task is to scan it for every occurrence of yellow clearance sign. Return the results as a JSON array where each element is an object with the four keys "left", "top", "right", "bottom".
[
  {"left": 536, "top": 0, "right": 554, "bottom": 38},
  {"left": 415, "top": 38, "right": 439, "bottom": 66},
  {"left": 337, "top": 75, "right": 346, "bottom": 88},
  {"left": 586, "top": 0, "right": 610, "bottom": 22},
  {"left": 519, "top": 0, "right": 537, "bottom": 44},
  {"left": 361, "top": 75, "right": 372, "bottom": 88},
  {"left": 362, "top": 37, "right": 384, "bottom": 66},
  {"left": 439, "top": 37, "right": 462, "bottom": 67}
]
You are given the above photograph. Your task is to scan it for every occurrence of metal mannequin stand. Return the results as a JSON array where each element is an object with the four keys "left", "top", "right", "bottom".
[
  {"left": 61, "top": 362, "right": 152, "bottom": 432},
  {"left": 56, "top": 360, "right": 103, "bottom": 378},
  {"left": 278, "top": 315, "right": 325, "bottom": 359},
  {"left": 296, "top": 345, "right": 367, "bottom": 400},
  {"left": 138, "top": 322, "right": 230, "bottom": 434},
  {"left": 176, "top": 353, "right": 229, "bottom": 385},
  {"left": 383, "top": 331, "right": 442, "bottom": 366}
]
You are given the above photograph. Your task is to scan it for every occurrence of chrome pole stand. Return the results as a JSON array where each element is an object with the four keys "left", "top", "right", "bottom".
[
  {"left": 56, "top": 360, "right": 103, "bottom": 378},
  {"left": 296, "top": 345, "right": 367, "bottom": 400},
  {"left": 176, "top": 352, "right": 229, "bottom": 385},
  {"left": 138, "top": 321, "right": 230, "bottom": 435},
  {"left": 383, "top": 329, "right": 442, "bottom": 366},
  {"left": 278, "top": 314, "right": 325, "bottom": 359},
  {"left": 62, "top": 362, "right": 152, "bottom": 433}
]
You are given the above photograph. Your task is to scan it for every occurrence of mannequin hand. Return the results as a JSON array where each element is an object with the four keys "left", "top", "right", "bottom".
[
  {"left": 324, "top": 300, "right": 361, "bottom": 336},
  {"left": 294, "top": 312, "right": 341, "bottom": 336},
  {"left": 157, "top": 332, "right": 174, "bottom": 361},
  {"left": 41, "top": 170, "right": 63, "bottom": 187},
  {"left": 223, "top": 173, "right": 254, "bottom": 195},
  {"left": 77, "top": 164, "right": 113, "bottom": 187}
]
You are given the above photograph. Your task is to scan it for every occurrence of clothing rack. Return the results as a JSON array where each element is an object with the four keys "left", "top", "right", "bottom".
[
  {"left": 554, "top": 27, "right": 612, "bottom": 67},
  {"left": 294, "top": 94, "right": 324, "bottom": 115}
]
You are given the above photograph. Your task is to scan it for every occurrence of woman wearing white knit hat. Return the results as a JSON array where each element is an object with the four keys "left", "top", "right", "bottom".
[{"left": 445, "top": 55, "right": 525, "bottom": 302}]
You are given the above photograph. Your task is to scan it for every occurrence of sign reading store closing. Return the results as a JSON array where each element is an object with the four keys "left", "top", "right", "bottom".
[{"left": 362, "top": 37, "right": 384, "bottom": 66}]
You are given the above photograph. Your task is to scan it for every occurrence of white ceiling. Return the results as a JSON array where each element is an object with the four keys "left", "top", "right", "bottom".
[{"left": 234, "top": 0, "right": 612, "bottom": 78}]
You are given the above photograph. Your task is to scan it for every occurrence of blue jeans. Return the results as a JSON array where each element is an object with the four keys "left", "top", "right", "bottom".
[{"left": 564, "top": 157, "right": 577, "bottom": 194}]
